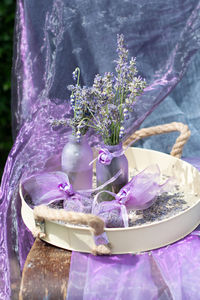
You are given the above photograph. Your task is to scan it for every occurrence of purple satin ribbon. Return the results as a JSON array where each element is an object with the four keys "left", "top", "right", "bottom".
[
  {"left": 98, "top": 148, "right": 123, "bottom": 165},
  {"left": 58, "top": 169, "right": 122, "bottom": 197},
  {"left": 94, "top": 232, "right": 109, "bottom": 246},
  {"left": 90, "top": 139, "right": 138, "bottom": 166}
]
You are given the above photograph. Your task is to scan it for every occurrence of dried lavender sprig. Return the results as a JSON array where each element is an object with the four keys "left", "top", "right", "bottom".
[
  {"left": 67, "top": 34, "right": 147, "bottom": 145},
  {"left": 87, "top": 34, "right": 146, "bottom": 144}
]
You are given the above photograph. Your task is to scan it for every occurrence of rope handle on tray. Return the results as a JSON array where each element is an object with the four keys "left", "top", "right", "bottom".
[
  {"left": 123, "top": 122, "right": 191, "bottom": 158},
  {"left": 33, "top": 205, "right": 111, "bottom": 255}
]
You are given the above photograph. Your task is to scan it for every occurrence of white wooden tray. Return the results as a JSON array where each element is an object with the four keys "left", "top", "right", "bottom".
[{"left": 20, "top": 147, "right": 200, "bottom": 254}]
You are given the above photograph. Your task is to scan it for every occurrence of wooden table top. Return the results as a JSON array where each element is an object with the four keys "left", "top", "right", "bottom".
[{"left": 19, "top": 238, "right": 72, "bottom": 300}]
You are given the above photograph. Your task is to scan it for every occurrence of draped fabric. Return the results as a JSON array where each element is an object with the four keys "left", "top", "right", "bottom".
[
  {"left": 1, "top": 0, "right": 200, "bottom": 298},
  {"left": 67, "top": 232, "right": 200, "bottom": 300}
]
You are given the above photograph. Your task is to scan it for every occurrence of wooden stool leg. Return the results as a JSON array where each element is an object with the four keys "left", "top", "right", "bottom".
[{"left": 19, "top": 238, "right": 72, "bottom": 300}]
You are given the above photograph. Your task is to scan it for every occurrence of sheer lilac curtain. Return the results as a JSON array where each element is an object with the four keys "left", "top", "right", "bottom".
[
  {"left": 67, "top": 233, "right": 200, "bottom": 300},
  {"left": 1, "top": 0, "right": 200, "bottom": 298}
]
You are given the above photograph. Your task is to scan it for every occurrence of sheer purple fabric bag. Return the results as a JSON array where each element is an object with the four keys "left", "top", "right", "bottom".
[
  {"left": 22, "top": 172, "right": 71, "bottom": 206},
  {"left": 21, "top": 170, "right": 122, "bottom": 213},
  {"left": 22, "top": 171, "right": 94, "bottom": 213},
  {"left": 1, "top": 0, "right": 200, "bottom": 298},
  {"left": 92, "top": 165, "right": 171, "bottom": 228},
  {"left": 22, "top": 172, "right": 93, "bottom": 213}
]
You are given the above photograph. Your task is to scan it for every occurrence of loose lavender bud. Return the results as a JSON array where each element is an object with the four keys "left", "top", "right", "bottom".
[
  {"left": 76, "top": 109, "right": 82, "bottom": 118},
  {"left": 76, "top": 130, "right": 81, "bottom": 142},
  {"left": 123, "top": 108, "right": 129, "bottom": 120},
  {"left": 119, "top": 126, "right": 125, "bottom": 139},
  {"left": 70, "top": 94, "right": 75, "bottom": 106},
  {"left": 72, "top": 70, "right": 78, "bottom": 81},
  {"left": 67, "top": 84, "right": 75, "bottom": 91}
]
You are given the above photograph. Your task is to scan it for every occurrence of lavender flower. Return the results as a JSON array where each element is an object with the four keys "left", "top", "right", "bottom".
[
  {"left": 72, "top": 68, "right": 79, "bottom": 81},
  {"left": 123, "top": 108, "right": 129, "bottom": 120},
  {"left": 67, "top": 34, "right": 146, "bottom": 145},
  {"left": 119, "top": 126, "right": 125, "bottom": 139}
]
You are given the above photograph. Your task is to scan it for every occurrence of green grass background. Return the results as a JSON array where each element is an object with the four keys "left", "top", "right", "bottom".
[{"left": 0, "top": 0, "right": 15, "bottom": 178}]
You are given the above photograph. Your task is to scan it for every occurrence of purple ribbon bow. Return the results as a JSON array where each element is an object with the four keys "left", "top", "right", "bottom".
[
  {"left": 116, "top": 189, "right": 128, "bottom": 205},
  {"left": 57, "top": 170, "right": 123, "bottom": 214},
  {"left": 58, "top": 182, "right": 75, "bottom": 196},
  {"left": 89, "top": 139, "right": 139, "bottom": 166},
  {"left": 98, "top": 148, "right": 114, "bottom": 165},
  {"left": 89, "top": 147, "right": 123, "bottom": 166},
  {"left": 98, "top": 146, "right": 125, "bottom": 165}
]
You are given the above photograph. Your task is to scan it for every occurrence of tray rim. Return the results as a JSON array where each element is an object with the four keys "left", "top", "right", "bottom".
[{"left": 20, "top": 147, "right": 200, "bottom": 253}]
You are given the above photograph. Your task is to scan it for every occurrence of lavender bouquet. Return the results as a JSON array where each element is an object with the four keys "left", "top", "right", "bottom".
[
  {"left": 68, "top": 34, "right": 146, "bottom": 145},
  {"left": 67, "top": 34, "right": 147, "bottom": 198}
]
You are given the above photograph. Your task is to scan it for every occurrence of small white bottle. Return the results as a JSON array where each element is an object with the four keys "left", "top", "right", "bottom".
[{"left": 61, "top": 135, "right": 93, "bottom": 190}]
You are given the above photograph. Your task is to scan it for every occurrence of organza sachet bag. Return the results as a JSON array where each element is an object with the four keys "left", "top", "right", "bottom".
[
  {"left": 22, "top": 171, "right": 70, "bottom": 207},
  {"left": 92, "top": 165, "right": 172, "bottom": 228},
  {"left": 22, "top": 171, "right": 94, "bottom": 213},
  {"left": 22, "top": 170, "right": 122, "bottom": 213}
]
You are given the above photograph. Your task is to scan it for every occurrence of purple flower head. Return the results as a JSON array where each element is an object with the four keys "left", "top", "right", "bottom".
[
  {"left": 116, "top": 34, "right": 128, "bottom": 60},
  {"left": 98, "top": 148, "right": 113, "bottom": 165},
  {"left": 72, "top": 67, "right": 80, "bottom": 82},
  {"left": 119, "top": 126, "right": 125, "bottom": 139},
  {"left": 76, "top": 130, "right": 81, "bottom": 142},
  {"left": 67, "top": 84, "right": 75, "bottom": 92},
  {"left": 123, "top": 108, "right": 129, "bottom": 120},
  {"left": 70, "top": 94, "right": 75, "bottom": 107},
  {"left": 72, "top": 71, "right": 77, "bottom": 81}
]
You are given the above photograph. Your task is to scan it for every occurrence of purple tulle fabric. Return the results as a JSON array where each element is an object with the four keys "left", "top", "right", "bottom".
[
  {"left": 23, "top": 172, "right": 71, "bottom": 206},
  {"left": 63, "top": 194, "right": 93, "bottom": 214},
  {"left": 1, "top": 0, "right": 200, "bottom": 298},
  {"left": 117, "top": 164, "right": 169, "bottom": 210},
  {"left": 66, "top": 232, "right": 200, "bottom": 300}
]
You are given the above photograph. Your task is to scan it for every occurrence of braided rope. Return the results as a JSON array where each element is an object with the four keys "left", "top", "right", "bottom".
[
  {"left": 123, "top": 122, "right": 190, "bottom": 158},
  {"left": 33, "top": 205, "right": 111, "bottom": 255},
  {"left": 32, "top": 227, "right": 46, "bottom": 239}
]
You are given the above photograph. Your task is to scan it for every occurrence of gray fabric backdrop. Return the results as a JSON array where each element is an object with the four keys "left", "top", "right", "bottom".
[{"left": 11, "top": 0, "right": 200, "bottom": 157}]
